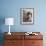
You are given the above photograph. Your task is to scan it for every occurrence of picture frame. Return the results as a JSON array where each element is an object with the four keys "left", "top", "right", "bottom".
[{"left": 20, "top": 8, "right": 34, "bottom": 25}]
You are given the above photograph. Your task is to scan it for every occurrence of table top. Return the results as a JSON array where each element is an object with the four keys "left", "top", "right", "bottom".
[{"left": 4, "top": 32, "right": 43, "bottom": 40}]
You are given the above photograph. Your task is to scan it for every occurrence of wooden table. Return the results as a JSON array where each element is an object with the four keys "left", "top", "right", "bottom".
[{"left": 4, "top": 32, "right": 43, "bottom": 46}]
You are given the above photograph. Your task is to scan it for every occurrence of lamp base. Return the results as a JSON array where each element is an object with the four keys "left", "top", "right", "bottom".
[{"left": 8, "top": 32, "right": 11, "bottom": 35}]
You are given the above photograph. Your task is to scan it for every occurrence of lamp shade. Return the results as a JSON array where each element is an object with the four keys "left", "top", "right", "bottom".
[{"left": 5, "top": 18, "right": 14, "bottom": 25}]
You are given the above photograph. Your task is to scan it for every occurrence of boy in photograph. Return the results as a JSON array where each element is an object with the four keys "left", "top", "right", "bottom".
[{"left": 23, "top": 11, "right": 32, "bottom": 22}]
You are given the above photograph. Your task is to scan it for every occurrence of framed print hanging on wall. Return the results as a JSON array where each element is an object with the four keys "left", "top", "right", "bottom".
[{"left": 20, "top": 8, "right": 34, "bottom": 25}]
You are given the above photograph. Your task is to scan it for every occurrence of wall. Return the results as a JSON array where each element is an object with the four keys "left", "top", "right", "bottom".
[
  {"left": 0, "top": 0, "right": 46, "bottom": 46},
  {"left": 0, "top": 0, "right": 46, "bottom": 32}
]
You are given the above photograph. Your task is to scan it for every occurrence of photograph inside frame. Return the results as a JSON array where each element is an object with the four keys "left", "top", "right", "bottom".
[{"left": 21, "top": 8, "right": 34, "bottom": 24}]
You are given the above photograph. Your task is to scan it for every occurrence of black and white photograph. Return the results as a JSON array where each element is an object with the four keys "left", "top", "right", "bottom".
[{"left": 20, "top": 8, "right": 34, "bottom": 24}]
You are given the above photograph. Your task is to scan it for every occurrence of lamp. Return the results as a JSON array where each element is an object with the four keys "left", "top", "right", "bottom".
[{"left": 5, "top": 18, "right": 14, "bottom": 35}]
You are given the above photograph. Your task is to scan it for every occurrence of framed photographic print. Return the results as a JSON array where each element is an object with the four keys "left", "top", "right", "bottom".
[{"left": 20, "top": 8, "right": 34, "bottom": 25}]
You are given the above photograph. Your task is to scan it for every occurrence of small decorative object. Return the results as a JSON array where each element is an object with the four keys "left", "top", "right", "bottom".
[
  {"left": 25, "top": 32, "right": 38, "bottom": 35},
  {"left": 20, "top": 8, "right": 34, "bottom": 24},
  {"left": 25, "top": 33, "right": 29, "bottom": 35},
  {"left": 5, "top": 18, "right": 14, "bottom": 35}
]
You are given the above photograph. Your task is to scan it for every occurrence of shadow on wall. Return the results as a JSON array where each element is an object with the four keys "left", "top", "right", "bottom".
[{"left": 0, "top": 16, "right": 5, "bottom": 46}]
